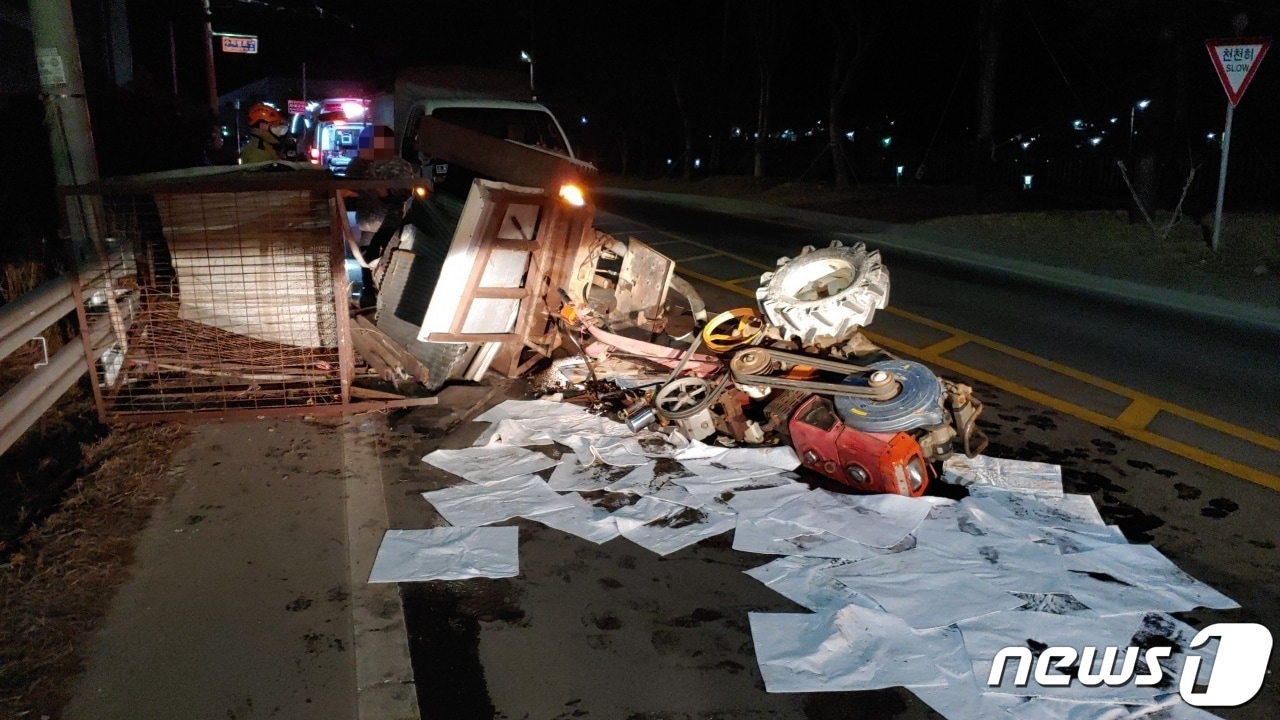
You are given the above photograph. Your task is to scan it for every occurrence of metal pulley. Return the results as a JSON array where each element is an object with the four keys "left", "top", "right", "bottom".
[
  {"left": 834, "top": 360, "right": 946, "bottom": 432},
  {"left": 653, "top": 376, "right": 724, "bottom": 419},
  {"left": 726, "top": 347, "right": 900, "bottom": 401},
  {"left": 700, "top": 308, "right": 765, "bottom": 354}
]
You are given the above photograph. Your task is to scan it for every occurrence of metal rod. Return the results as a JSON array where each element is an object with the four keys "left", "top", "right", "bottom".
[
  {"left": 169, "top": 19, "right": 179, "bottom": 96},
  {"left": 1211, "top": 101, "right": 1235, "bottom": 252}
]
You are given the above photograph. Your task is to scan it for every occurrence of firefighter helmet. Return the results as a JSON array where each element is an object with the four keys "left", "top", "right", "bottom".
[{"left": 248, "top": 103, "right": 283, "bottom": 126}]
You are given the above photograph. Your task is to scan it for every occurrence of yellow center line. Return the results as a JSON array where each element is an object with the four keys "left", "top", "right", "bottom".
[
  {"left": 670, "top": 264, "right": 1280, "bottom": 493},
  {"left": 676, "top": 252, "right": 724, "bottom": 263},
  {"left": 917, "top": 334, "right": 970, "bottom": 357},
  {"left": 885, "top": 306, "right": 1280, "bottom": 453},
  {"left": 1115, "top": 399, "right": 1163, "bottom": 432}
]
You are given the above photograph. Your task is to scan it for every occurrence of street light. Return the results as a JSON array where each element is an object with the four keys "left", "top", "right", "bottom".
[
  {"left": 1129, "top": 99, "right": 1150, "bottom": 155},
  {"left": 519, "top": 50, "right": 535, "bottom": 99}
]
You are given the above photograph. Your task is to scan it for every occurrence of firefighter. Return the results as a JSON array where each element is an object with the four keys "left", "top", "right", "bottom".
[{"left": 240, "top": 103, "right": 287, "bottom": 164}]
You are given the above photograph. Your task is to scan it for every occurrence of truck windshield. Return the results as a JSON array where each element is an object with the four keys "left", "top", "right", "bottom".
[{"left": 430, "top": 107, "right": 570, "bottom": 157}]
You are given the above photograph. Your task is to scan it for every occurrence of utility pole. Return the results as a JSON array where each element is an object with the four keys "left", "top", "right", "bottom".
[
  {"left": 201, "top": 0, "right": 219, "bottom": 115},
  {"left": 29, "top": 0, "right": 101, "bottom": 250}
]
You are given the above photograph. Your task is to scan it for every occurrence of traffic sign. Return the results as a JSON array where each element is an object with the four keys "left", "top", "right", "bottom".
[
  {"left": 1206, "top": 38, "right": 1270, "bottom": 105},
  {"left": 287, "top": 100, "right": 307, "bottom": 115},
  {"left": 220, "top": 34, "right": 259, "bottom": 54}
]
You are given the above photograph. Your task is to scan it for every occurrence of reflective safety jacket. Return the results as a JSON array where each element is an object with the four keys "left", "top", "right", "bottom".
[{"left": 240, "top": 127, "right": 281, "bottom": 164}]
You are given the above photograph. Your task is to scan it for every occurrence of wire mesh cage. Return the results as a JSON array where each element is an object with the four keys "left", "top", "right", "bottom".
[{"left": 63, "top": 173, "right": 356, "bottom": 421}]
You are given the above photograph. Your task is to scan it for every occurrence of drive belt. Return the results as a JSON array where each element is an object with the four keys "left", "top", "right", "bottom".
[{"left": 728, "top": 348, "right": 900, "bottom": 402}]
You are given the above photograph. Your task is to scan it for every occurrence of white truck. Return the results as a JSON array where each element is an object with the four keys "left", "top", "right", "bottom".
[{"left": 369, "top": 66, "right": 584, "bottom": 179}]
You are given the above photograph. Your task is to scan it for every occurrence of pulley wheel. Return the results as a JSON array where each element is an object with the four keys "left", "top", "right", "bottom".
[
  {"left": 701, "top": 308, "right": 765, "bottom": 353},
  {"left": 835, "top": 360, "right": 946, "bottom": 432},
  {"left": 654, "top": 377, "right": 716, "bottom": 420}
]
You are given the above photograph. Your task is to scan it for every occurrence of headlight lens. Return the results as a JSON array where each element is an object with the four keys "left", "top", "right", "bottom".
[
  {"left": 558, "top": 183, "right": 586, "bottom": 206},
  {"left": 905, "top": 457, "right": 926, "bottom": 492}
]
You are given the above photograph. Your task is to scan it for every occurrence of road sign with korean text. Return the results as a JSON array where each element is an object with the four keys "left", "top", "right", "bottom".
[
  {"left": 220, "top": 35, "right": 259, "bottom": 54},
  {"left": 1206, "top": 38, "right": 1270, "bottom": 105}
]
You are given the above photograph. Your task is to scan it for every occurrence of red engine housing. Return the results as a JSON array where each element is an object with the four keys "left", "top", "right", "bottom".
[{"left": 788, "top": 396, "right": 931, "bottom": 497}]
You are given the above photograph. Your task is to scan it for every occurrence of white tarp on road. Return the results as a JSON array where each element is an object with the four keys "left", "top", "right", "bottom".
[
  {"left": 368, "top": 527, "right": 519, "bottom": 582},
  {"left": 375, "top": 398, "right": 1238, "bottom": 720}
]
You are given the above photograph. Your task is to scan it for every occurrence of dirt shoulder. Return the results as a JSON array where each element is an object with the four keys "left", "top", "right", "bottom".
[
  {"left": 0, "top": 421, "right": 189, "bottom": 719},
  {"left": 599, "top": 175, "right": 1280, "bottom": 310}
]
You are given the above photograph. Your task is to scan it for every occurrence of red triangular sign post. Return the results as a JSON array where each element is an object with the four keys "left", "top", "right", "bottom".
[{"left": 1206, "top": 38, "right": 1270, "bottom": 105}]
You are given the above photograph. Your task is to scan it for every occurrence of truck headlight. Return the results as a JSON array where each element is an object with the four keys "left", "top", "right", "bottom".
[{"left": 558, "top": 183, "right": 586, "bottom": 207}]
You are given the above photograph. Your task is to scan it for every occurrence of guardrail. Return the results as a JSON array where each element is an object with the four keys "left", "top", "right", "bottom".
[{"left": 0, "top": 275, "right": 112, "bottom": 457}]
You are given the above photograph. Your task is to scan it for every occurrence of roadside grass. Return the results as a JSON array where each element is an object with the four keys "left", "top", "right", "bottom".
[{"left": 0, "top": 422, "right": 189, "bottom": 720}]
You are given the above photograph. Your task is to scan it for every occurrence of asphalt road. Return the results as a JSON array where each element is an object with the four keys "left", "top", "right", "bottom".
[
  {"left": 380, "top": 376, "right": 1279, "bottom": 720},
  {"left": 369, "top": 194, "right": 1280, "bottom": 717},
  {"left": 594, "top": 195, "right": 1280, "bottom": 442}
]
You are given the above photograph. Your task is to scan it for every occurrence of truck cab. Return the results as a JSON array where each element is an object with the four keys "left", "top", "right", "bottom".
[{"left": 369, "top": 67, "right": 585, "bottom": 191}]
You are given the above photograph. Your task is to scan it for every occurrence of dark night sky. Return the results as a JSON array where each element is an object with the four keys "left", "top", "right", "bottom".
[{"left": 109, "top": 0, "right": 1280, "bottom": 171}]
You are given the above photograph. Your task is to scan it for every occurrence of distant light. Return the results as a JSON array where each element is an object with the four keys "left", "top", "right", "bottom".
[
  {"left": 845, "top": 131, "right": 855, "bottom": 141},
  {"left": 752, "top": 132, "right": 759, "bottom": 139},
  {"left": 1109, "top": 117, "right": 1118, "bottom": 124},
  {"left": 580, "top": 115, "right": 588, "bottom": 125},
  {"left": 895, "top": 165, "right": 905, "bottom": 177},
  {"left": 1089, "top": 136, "right": 1103, "bottom": 147},
  {"left": 341, "top": 101, "right": 364, "bottom": 119},
  {"left": 221, "top": 127, "right": 230, "bottom": 137},
  {"left": 1206, "top": 132, "right": 1216, "bottom": 140},
  {"left": 1023, "top": 174, "right": 1034, "bottom": 190},
  {"left": 880, "top": 136, "right": 892, "bottom": 148},
  {"left": 730, "top": 127, "right": 742, "bottom": 138},
  {"left": 1021, "top": 141, "right": 1031, "bottom": 150},
  {"left": 1072, "top": 119, "right": 1084, "bottom": 130},
  {"left": 414, "top": 186, "right": 427, "bottom": 198},
  {"left": 520, "top": 50, "right": 532, "bottom": 63},
  {"left": 666, "top": 158, "right": 673, "bottom": 165},
  {"left": 890, "top": 121, "right": 895, "bottom": 126},
  {"left": 558, "top": 183, "right": 586, "bottom": 207},
  {"left": 694, "top": 158, "right": 702, "bottom": 169},
  {"left": 1137, "top": 99, "right": 1151, "bottom": 110},
  {"left": 306, "top": 101, "right": 319, "bottom": 112}
]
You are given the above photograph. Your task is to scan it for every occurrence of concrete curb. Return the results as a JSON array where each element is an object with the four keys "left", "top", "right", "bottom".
[
  {"left": 596, "top": 187, "right": 1280, "bottom": 333},
  {"left": 343, "top": 418, "right": 421, "bottom": 720}
]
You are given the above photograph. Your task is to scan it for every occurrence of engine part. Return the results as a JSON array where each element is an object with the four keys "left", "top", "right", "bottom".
[
  {"left": 676, "top": 408, "right": 717, "bottom": 441},
  {"left": 654, "top": 376, "right": 720, "bottom": 419},
  {"left": 762, "top": 389, "right": 810, "bottom": 436},
  {"left": 945, "top": 381, "right": 989, "bottom": 457},
  {"left": 622, "top": 400, "right": 657, "bottom": 432},
  {"left": 788, "top": 395, "right": 930, "bottom": 496},
  {"left": 756, "top": 241, "right": 889, "bottom": 345},
  {"left": 711, "top": 387, "right": 752, "bottom": 442},
  {"left": 728, "top": 348, "right": 898, "bottom": 401},
  {"left": 654, "top": 374, "right": 731, "bottom": 440},
  {"left": 834, "top": 360, "right": 946, "bottom": 433},
  {"left": 701, "top": 308, "right": 765, "bottom": 353}
]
